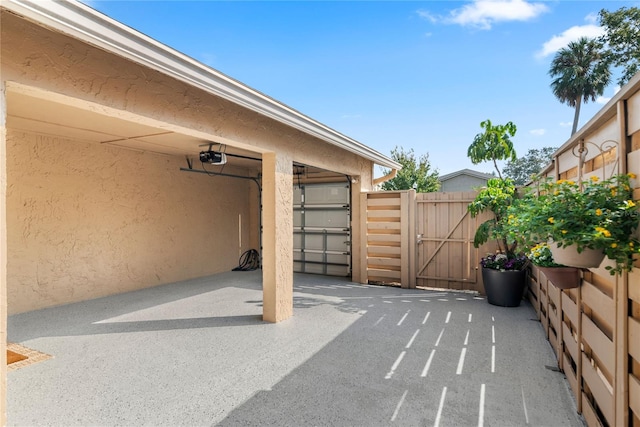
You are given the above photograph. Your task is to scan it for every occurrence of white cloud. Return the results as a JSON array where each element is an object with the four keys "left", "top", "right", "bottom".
[
  {"left": 418, "top": 0, "right": 548, "bottom": 30},
  {"left": 450, "top": 0, "right": 548, "bottom": 30},
  {"left": 529, "top": 128, "right": 545, "bottom": 136},
  {"left": 559, "top": 121, "right": 572, "bottom": 127},
  {"left": 416, "top": 10, "right": 438, "bottom": 24},
  {"left": 585, "top": 13, "right": 599, "bottom": 25},
  {"left": 536, "top": 24, "right": 605, "bottom": 58}
]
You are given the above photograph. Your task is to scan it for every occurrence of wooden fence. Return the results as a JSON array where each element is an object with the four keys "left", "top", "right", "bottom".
[
  {"left": 528, "top": 261, "right": 639, "bottom": 426},
  {"left": 359, "top": 190, "right": 492, "bottom": 291},
  {"left": 359, "top": 74, "right": 640, "bottom": 425},
  {"left": 525, "top": 74, "right": 640, "bottom": 426}
]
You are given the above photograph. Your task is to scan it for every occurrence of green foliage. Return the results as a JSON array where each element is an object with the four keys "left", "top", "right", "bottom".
[
  {"left": 505, "top": 174, "right": 640, "bottom": 275},
  {"left": 467, "top": 120, "right": 517, "bottom": 179},
  {"left": 599, "top": 7, "right": 640, "bottom": 86},
  {"left": 472, "top": 220, "right": 494, "bottom": 249},
  {"left": 468, "top": 177, "right": 519, "bottom": 258},
  {"left": 380, "top": 146, "right": 440, "bottom": 193},
  {"left": 548, "top": 37, "right": 611, "bottom": 135},
  {"left": 503, "top": 147, "right": 557, "bottom": 185},
  {"left": 468, "top": 178, "right": 516, "bottom": 220},
  {"left": 527, "top": 243, "right": 562, "bottom": 268},
  {"left": 467, "top": 120, "right": 522, "bottom": 260}
]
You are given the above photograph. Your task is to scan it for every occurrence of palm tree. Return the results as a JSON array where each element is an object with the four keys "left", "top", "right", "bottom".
[{"left": 549, "top": 37, "right": 611, "bottom": 135}]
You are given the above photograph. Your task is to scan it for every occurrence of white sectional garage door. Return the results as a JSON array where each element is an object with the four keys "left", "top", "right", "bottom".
[{"left": 293, "top": 182, "right": 351, "bottom": 276}]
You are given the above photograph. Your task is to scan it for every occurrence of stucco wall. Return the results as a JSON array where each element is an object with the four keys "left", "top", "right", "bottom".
[
  {"left": 1, "top": 10, "right": 376, "bottom": 314},
  {"left": 7, "top": 130, "right": 255, "bottom": 314}
]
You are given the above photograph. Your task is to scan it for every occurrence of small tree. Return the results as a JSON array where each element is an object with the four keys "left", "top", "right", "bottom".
[
  {"left": 467, "top": 120, "right": 519, "bottom": 258},
  {"left": 467, "top": 119, "right": 517, "bottom": 178},
  {"left": 380, "top": 146, "right": 440, "bottom": 193},
  {"left": 503, "top": 147, "right": 557, "bottom": 185}
]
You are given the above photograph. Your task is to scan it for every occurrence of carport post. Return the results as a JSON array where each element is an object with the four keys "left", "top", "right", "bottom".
[
  {"left": 0, "top": 83, "right": 7, "bottom": 424},
  {"left": 262, "top": 152, "right": 293, "bottom": 323}
]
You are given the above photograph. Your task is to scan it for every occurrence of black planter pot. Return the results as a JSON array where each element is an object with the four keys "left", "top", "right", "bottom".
[{"left": 481, "top": 268, "right": 527, "bottom": 307}]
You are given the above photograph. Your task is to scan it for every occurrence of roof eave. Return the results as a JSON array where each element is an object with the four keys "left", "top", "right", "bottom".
[
  {"left": 439, "top": 168, "right": 493, "bottom": 181},
  {"left": 2, "top": 0, "right": 401, "bottom": 170}
]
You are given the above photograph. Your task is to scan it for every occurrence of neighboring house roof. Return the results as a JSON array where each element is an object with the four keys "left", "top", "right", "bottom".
[
  {"left": 1, "top": 0, "right": 401, "bottom": 171},
  {"left": 439, "top": 169, "right": 494, "bottom": 182}
]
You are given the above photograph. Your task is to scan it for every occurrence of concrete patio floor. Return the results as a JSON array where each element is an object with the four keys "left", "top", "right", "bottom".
[{"left": 7, "top": 272, "right": 583, "bottom": 426}]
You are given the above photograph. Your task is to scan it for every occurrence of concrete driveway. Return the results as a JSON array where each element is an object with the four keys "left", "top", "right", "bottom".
[{"left": 7, "top": 271, "right": 582, "bottom": 426}]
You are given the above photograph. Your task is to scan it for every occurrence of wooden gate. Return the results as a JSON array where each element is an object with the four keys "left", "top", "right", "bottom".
[
  {"left": 415, "top": 191, "right": 486, "bottom": 292},
  {"left": 360, "top": 190, "right": 493, "bottom": 291}
]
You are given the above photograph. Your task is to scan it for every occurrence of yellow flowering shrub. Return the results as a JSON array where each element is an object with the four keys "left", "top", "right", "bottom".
[
  {"left": 506, "top": 173, "right": 640, "bottom": 275},
  {"left": 528, "top": 243, "right": 561, "bottom": 267}
]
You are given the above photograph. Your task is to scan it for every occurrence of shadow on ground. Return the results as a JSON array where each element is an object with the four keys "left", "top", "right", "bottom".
[{"left": 7, "top": 271, "right": 581, "bottom": 426}]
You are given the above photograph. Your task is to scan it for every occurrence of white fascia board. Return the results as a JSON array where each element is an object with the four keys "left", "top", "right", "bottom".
[{"left": 2, "top": 0, "right": 401, "bottom": 170}]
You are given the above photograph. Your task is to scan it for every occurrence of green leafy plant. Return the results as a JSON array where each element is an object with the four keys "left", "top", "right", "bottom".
[
  {"left": 467, "top": 120, "right": 522, "bottom": 268},
  {"left": 468, "top": 177, "right": 519, "bottom": 259},
  {"left": 467, "top": 120, "right": 517, "bottom": 180},
  {"left": 506, "top": 173, "right": 640, "bottom": 275}
]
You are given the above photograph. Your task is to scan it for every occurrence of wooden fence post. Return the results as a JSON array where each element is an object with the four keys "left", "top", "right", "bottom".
[
  {"left": 400, "top": 191, "right": 409, "bottom": 288},
  {"left": 616, "top": 272, "right": 629, "bottom": 426},
  {"left": 408, "top": 189, "right": 416, "bottom": 289},
  {"left": 359, "top": 192, "right": 368, "bottom": 284}
]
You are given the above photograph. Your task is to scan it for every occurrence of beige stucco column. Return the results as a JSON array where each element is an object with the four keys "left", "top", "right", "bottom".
[
  {"left": 0, "top": 83, "right": 8, "bottom": 425},
  {"left": 350, "top": 179, "right": 363, "bottom": 283},
  {"left": 262, "top": 152, "right": 293, "bottom": 323}
]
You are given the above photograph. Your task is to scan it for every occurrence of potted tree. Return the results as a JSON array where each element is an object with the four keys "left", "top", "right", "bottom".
[{"left": 467, "top": 120, "right": 529, "bottom": 307}]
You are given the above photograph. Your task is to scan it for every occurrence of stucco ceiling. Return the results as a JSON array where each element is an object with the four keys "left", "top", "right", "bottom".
[
  {"left": 6, "top": 90, "right": 342, "bottom": 181},
  {"left": 6, "top": 90, "right": 264, "bottom": 171}
]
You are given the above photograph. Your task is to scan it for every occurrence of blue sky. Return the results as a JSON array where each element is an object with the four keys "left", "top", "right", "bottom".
[{"left": 85, "top": 0, "right": 637, "bottom": 176}]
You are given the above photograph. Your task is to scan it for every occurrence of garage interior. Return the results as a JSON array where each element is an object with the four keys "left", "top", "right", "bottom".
[{"left": 6, "top": 85, "right": 354, "bottom": 316}]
